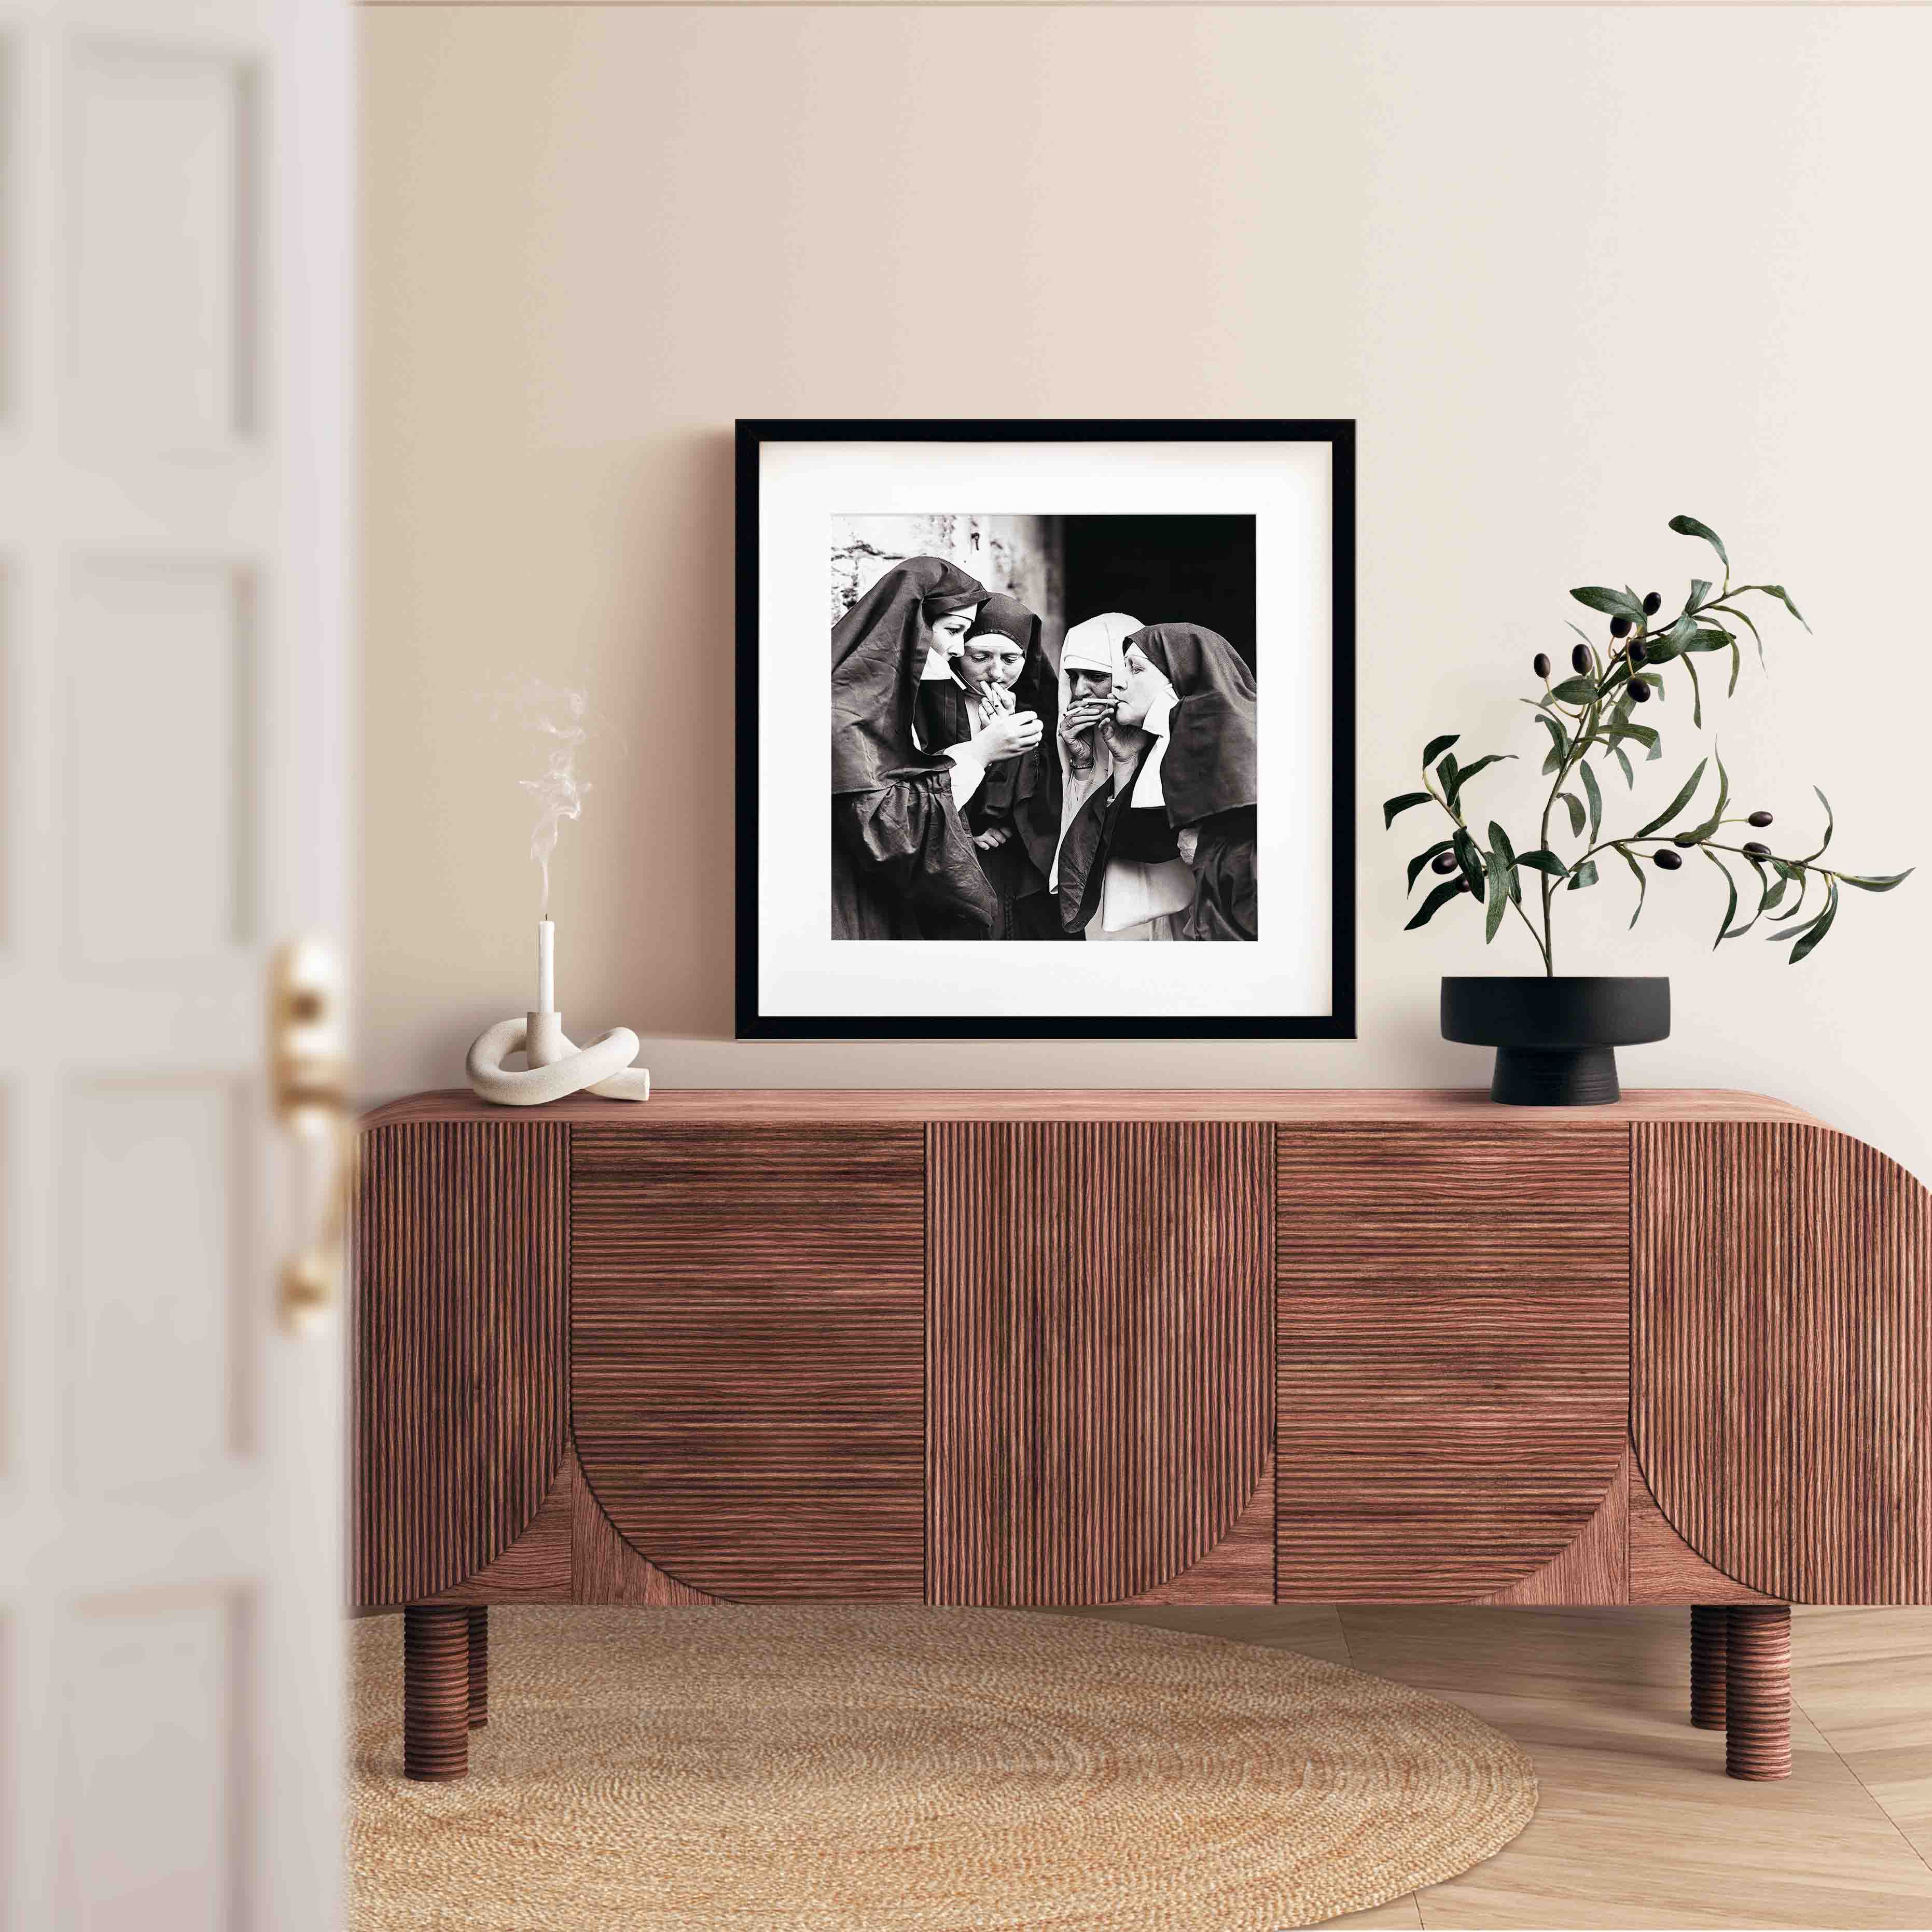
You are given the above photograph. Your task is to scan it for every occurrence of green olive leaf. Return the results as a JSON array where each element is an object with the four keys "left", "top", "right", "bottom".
[
  {"left": 1561, "top": 791, "right": 1586, "bottom": 839},
  {"left": 1632, "top": 757, "right": 1708, "bottom": 840},
  {"left": 1788, "top": 881, "right": 1840, "bottom": 964},
  {"left": 1404, "top": 877, "right": 1467, "bottom": 930},
  {"left": 1669, "top": 515, "right": 1729, "bottom": 576},
  {"left": 1383, "top": 791, "right": 1433, "bottom": 829},
  {"left": 1422, "top": 733, "right": 1460, "bottom": 768},
  {"left": 1615, "top": 842, "right": 1648, "bottom": 928},
  {"left": 1802, "top": 786, "right": 1834, "bottom": 862},
  {"left": 1514, "top": 849, "right": 1569, "bottom": 877},
  {"left": 1548, "top": 676, "right": 1597, "bottom": 705},
  {"left": 1489, "top": 821, "right": 1521, "bottom": 906},
  {"left": 1483, "top": 851, "right": 1509, "bottom": 943},
  {"left": 1566, "top": 858, "right": 1600, "bottom": 892},
  {"left": 1579, "top": 759, "right": 1603, "bottom": 842},
  {"left": 1839, "top": 870, "right": 1915, "bottom": 892},
  {"left": 1406, "top": 839, "right": 1454, "bottom": 891},
  {"left": 1762, "top": 585, "right": 1810, "bottom": 631},
  {"left": 1570, "top": 586, "right": 1645, "bottom": 619}
]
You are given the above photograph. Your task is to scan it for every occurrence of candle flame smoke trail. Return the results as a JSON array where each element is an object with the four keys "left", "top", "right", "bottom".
[{"left": 495, "top": 680, "right": 590, "bottom": 918}]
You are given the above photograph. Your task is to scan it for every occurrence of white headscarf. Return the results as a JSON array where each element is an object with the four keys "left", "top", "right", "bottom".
[{"left": 1050, "top": 612, "right": 1141, "bottom": 889}]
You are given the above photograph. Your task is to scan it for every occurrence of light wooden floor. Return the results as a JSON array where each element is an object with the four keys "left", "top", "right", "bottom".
[{"left": 1074, "top": 1604, "right": 1932, "bottom": 1930}]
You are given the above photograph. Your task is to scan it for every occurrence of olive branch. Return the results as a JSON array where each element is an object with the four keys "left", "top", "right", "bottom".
[{"left": 1384, "top": 514, "right": 1910, "bottom": 974}]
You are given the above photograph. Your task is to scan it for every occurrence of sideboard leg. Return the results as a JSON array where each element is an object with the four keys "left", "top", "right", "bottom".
[
  {"left": 1725, "top": 1604, "right": 1792, "bottom": 1781},
  {"left": 1690, "top": 1605, "right": 1729, "bottom": 1730},
  {"left": 467, "top": 1606, "right": 489, "bottom": 1729},
  {"left": 403, "top": 1605, "right": 471, "bottom": 1782}
]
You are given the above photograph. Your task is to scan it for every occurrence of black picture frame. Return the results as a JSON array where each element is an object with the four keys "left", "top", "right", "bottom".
[{"left": 735, "top": 418, "right": 1357, "bottom": 1040}]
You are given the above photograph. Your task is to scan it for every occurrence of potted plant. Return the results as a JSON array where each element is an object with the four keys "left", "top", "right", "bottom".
[{"left": 1385, "top": 514, "right": 1910, "bottom": 1105}]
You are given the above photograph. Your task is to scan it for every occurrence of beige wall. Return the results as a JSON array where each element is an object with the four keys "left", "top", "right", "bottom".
[{"left": 360, "top": 6, "right": 1932, "bottom": 1178}]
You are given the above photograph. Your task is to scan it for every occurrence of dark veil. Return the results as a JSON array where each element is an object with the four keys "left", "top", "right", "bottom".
[
  {"left": 1129, "top": 624, "right": 1258, "bottom": 825},
  {"left": 829, "top": 556, "right": 998, "bottom": 938},
  {"left": 833, "top": 557, "right": 986, "bottom": 794}
]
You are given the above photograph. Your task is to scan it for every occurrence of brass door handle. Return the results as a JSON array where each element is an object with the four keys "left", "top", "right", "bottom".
[{"left": 270, "top": 938, "right": 353, "bottom": 1333}]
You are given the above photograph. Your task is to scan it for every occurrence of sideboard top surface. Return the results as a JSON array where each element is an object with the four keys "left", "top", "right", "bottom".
[{"left": 362, "top": 1087, "right": 1816, "bottom": 1131}]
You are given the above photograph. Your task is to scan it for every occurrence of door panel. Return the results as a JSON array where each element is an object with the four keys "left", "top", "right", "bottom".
[
  {"left": 927, "top": 1120, "right": 1275, "bottom": 1606},
  {"left": 571, "top": 1123, "right": 926, "bottom": 1600},
  {"left": 0, "top": 1, "right": 353, "bottom": 1923},
  {"left": 1277, "top": 1125, "right": 1629, "bottom": 1601}
]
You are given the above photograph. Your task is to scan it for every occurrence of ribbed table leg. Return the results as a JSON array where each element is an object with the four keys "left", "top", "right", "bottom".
[
  {"left": 1691, "top": 1605, "right": 1729, "bottom": 1730},
  {"left": 467, "top": 1606, "right": 489, "bottom": 1730},
  {"left": 404, "top": 1605, "right": 471, "bottom": 1782},
  {"left": 1725, "top": 1604, "right": 1791, "bottom": 1781}
]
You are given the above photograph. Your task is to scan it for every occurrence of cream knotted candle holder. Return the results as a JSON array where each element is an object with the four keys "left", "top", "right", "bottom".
[{"left": 465, "top": 919, "right": 650, "bottom": 1106}]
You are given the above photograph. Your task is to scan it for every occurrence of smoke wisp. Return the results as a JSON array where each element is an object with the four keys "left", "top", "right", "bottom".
[{"left": 494, "top": 679, "right": 591, "bottom": 917}]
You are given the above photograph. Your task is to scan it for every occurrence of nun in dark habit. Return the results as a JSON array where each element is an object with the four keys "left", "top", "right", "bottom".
[
  {"left": 912, "top": 593, "right": 1064, "bottom": 940},
  {"left": 1057, "top": 622, "right": 1258, "bottom": 942},
  {"left": 830, "top": 558, "right": 1043, "bottom": 940}
]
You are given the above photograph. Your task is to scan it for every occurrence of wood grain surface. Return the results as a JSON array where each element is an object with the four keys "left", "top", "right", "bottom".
[
  {"left": 1481, "top": 1450, "right": 1630, "bottom": 1606},
  {"left": 426, "top": 1454, "right": 574, "bottom": 1605},
  {"left": 1277, "top": 1124, "right": 1631, "bottom": 1601},
  {"left": 1726, "top": 1604, "right": 1793, "bottom": 1779},
  {"left": 1121, "top": 1461, "right": 1276, "bottom": 1606},
  {"left": 401, "top": 1605, "right": 471, "bottom": 1782},
  {"left": 1634, "top": 1120, "right": 1932, "bottom": 1603},
  {"left": 569, "top": 1445, "right": 716, "bottom": 1606},
  {"left": 927, "top": 1121, "right": 1275, "bottom": 1605},
  {"left": 352, "top": 1121, "right": 570, "bottom": 1607},
  {"left": 572, "top": 1123, "right": 927, "bottom": 1600},
  {"left": 1628, "top": 1455, "right": 1777, "bottom": 1605},
  {"left": 365, "top": 1087, "right": 1815, "bottom": 1131}
]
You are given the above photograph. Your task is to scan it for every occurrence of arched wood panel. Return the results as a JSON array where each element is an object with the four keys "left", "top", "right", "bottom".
[
  {"left": 927, "top": 1120, "right": 1275, "bottom": 1605},
  {"left": 1277, "top": 1124, "right": 1630, "bottom": 1601},
  {"left": 571, "top": 1123, "right": 927, "bottom": 1600},
  {"left": 352, "top": 1121, "right": 569, "bottom": 1606},
  {"left": 1634, "top": 1120, "right": 1932, "bottom": 1602}
]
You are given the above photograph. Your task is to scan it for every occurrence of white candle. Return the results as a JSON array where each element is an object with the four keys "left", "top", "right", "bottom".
[{"left": 537, "top": 919, "right": 555, "bottom": 1013}]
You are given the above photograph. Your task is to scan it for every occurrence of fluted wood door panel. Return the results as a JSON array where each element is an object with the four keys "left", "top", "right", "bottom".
[
  {"left": 1277, "top": 1125, "right": 1630, "bottom": 1601},
  {"left": 1634, "top": 1120, "right": 1932, "bottom": 1602},
  {"left": 352, "top": 1122, "right": 570, "bottom": 1607},
  {"left": 927, "top": 1120, "right": 1275, "bottom": 1606},
  {"left": 571, "top": 1123, "right": 926, "bottom": 1600}
]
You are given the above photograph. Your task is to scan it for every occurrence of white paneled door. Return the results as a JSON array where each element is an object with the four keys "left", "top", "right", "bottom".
[{"left": 0, "top": 0, "right": 353, "bottom": 1926}]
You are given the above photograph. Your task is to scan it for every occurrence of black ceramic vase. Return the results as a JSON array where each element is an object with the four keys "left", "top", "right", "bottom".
[{"left": 1440, "top": 976, "right": 1670, "bottom": 1106}]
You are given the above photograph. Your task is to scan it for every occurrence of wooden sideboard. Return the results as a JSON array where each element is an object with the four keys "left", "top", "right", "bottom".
[{"left": 353, "top": 1088, "right": 1932, "bottom": 1785}]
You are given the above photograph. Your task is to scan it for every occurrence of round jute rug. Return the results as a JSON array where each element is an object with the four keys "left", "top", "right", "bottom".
[{"left": 350, "top": 1605, "right": 1535, "bottom": 1932}]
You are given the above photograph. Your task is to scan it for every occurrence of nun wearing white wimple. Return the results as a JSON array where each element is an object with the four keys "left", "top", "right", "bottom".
[{"left": 1049, "top": 611, "right": 1193, "bottom": 941}]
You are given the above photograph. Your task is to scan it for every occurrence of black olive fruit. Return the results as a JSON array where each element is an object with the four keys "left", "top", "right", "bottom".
[
  {"left": 1609, "top": 616, "right": 1633, "bottom": 638},
  {"left": 1533, "top": 652, "right": 1551, "bottom": 680},
  {"left": 1627, "top": 638, "right": 1646, "bottom": 666},
  {"left": 1654, "top": 847, "right": 1683, "bottom": 871},
  {"left": 1431, "top": 849, "right": 1460, "bottom": 875},
  {"left": 1744, "top": 840, "right": 1773, "bottom": 860},
  {"left": 1643, "top": 591, "right": 1663, "bottom": 616},
  {"left": 1748, "top": 810, "right": 1774, "bottom": 828},
  {"left": 1572, "top": 644, "right": 1592, "bottom": 675},
  {"left": 1629, "top": 679, "right": 1652, "bottom": 703}
]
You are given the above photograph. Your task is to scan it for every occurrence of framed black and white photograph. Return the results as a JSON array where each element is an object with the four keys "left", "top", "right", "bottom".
[{"left": 735, "top": 420, "right": 1355, "bottom": 1039}]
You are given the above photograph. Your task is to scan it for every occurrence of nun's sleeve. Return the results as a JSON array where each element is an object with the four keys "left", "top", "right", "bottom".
[{"left": 835, "top": 773, "right": 998, "bottom": 930}]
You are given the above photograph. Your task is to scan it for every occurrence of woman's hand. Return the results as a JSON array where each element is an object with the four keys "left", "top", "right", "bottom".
[
  {"left": 1059, "top": 696, "right": 1113, "bottom": 770},
  {"left": 972, "top": 826, "right": 1012, "bottom": 852},
  {"left": 977, "top": 710, "right": 1043, "bottom": 761}
]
